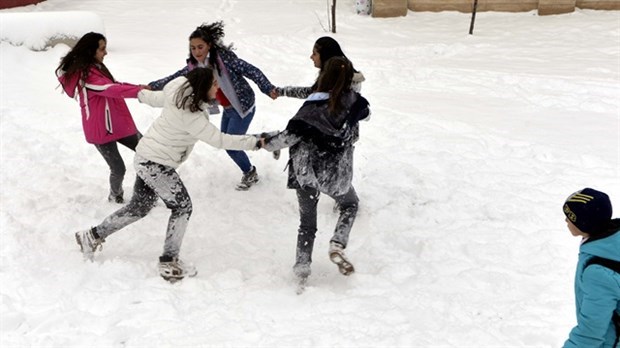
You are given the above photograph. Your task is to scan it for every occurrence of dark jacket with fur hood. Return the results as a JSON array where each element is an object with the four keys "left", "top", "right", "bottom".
[{"left": 264, "top": 91, "right": 370, "bottom": 196}]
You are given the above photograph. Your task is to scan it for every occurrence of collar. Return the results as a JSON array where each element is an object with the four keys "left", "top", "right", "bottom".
[{"left": 306, "top": 92, "right": 329, "bottom": 101}]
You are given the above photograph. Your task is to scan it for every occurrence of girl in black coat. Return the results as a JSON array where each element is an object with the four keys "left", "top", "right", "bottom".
[{"left": 263, "top": 57, "right": 370, "bottom": 281}]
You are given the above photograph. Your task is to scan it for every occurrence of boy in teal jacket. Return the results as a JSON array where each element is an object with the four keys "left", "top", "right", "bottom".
[{"left": 563, "top": 188, "right": 620, "bottom": 348}]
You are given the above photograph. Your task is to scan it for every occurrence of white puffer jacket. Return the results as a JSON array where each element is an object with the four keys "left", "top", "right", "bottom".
[{"left": 137, "top": 76, "right": 258, "bottom": 168}]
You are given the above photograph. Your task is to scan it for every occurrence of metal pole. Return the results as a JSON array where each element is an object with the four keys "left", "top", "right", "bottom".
[
  {"left": 332, "top": 0, "right": 337, "bottom": 33},
  {"left": 469, "top": 0, "right": 478, "bottom": 35}
]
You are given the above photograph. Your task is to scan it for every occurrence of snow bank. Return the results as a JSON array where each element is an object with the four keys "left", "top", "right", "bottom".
[{"left": 0, "top": 11, "right": 104, "bottom": 50}]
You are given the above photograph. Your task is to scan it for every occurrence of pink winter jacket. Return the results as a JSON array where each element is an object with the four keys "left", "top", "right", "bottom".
[{"left": 58, "top": 65, "right": 141, "bottom": 145}]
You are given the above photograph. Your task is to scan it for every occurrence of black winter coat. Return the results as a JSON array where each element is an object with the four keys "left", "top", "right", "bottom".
[{"left": 264, "top": 91, "right": 370, "bottom": 196}]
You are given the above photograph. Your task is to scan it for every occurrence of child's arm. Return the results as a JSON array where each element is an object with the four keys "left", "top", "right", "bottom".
[
  {"left": 84, "top": 79, "right": 142, "bottom": 99},
  {"left": 148, "top": 65, "right": 191, "bottom": 91},
  {"left": 274, "top": 86, "right": 313, "bottom": 99},
  {"left": 185, "top": 111, "right": 259, "bottom": 151},
  {"left": 137, "top": 89, "right": 165, "bottom": 108},
  {"left": 262, "top": 130, "right": 301, "bottom": 152},
  {"left": 225, "top": 52, "right": 275, "bottom": 96},
  {"left": 564, "top": 267, "right": 619, "bottom": 347}
]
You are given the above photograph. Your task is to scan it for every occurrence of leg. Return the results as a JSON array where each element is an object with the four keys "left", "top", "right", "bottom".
[
  {"left": 294, "top": 187, "right": 320, "bottom": 277},
  {"left": 133, "top": 160, "right": 193, "bottom": 259},
  {"left": 327, "top": 187, "right": 359, "bottom": 276},
  {"left": 330, "top": 187, "right": 359, "bottom": 248},
  {"left": 94, "top": 171, "right": 159, "bottom": 240},
  {"left": 94, "top": 141, "right": 127, "bottom": 201},
  {"left": 117, "top": 132, "right": 142, "bottom": 151},
  {"left": 221, "top": 107, "right": 254, "bottom": 173},
  {"left": 76, "top": 171, "right": 158, "bottom": 259}
]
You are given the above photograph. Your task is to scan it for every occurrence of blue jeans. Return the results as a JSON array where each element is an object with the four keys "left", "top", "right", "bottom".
[{"left": 220, "top": 107, "right": 254, "bottom": 173}]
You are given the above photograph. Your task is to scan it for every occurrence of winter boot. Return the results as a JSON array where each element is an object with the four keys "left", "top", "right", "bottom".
[
  {"left": 159, "top": 255, "right": 197, "bottom": 282},
  {"left": 235, "top": 166, "right": 259, "bottom": 191},
  {"left": 293, "top": 263, "right": 312, "bottom": 279},
  {"left": 75, "top": 228, "right": 104, "bottom": 260},
  {"left": 108, "top": 191, "right": 124, "bottom": 204},
  {"left": 328, "top": 241, "right": 355, "bottom": 276}
]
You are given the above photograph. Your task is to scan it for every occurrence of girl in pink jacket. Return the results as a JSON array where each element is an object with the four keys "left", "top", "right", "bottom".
[{"left": 56, "top": 32, "right": 146, "bottom": 203}]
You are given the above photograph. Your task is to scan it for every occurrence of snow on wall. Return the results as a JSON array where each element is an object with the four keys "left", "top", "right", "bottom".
[{"left": 0, "top": 11, "right": 105, "bottom": 51}]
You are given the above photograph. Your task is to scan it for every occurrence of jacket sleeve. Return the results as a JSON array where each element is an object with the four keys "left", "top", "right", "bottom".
[
  {"left": 83, "top": 73, "right": 141, "bottom": 98},
  {"left": 563, "top": 266, "right": 620, "bottom": 348},
  {"left": 263, "top": 130, "right": 302, "bottom": 152},
  {"left": 138, "top": 90, "right": 166, "bottom": 108},
  {"left": 148, "top": 65, "right": 191, "bottom": 91},
  {"left": 226, "top": 52, "right": 275, "bottom": 95},
  {"left": 275, "top": 86, "right": 313, "bottom": 99},
  {"left": 184, "top": 111, "right": 258, "bottom": 151}
]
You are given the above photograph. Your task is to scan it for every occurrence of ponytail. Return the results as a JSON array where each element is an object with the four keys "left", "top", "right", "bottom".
[{"left": 315, "top": 56, "right": 353, "bottom": 115}]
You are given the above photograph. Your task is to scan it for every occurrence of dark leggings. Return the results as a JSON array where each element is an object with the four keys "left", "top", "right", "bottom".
[
  {"left": 94, "top": 133, "right": 141, "bottom": 197},
  {"left": 295, "top": 186, "right": 359, "bottom": 266}
]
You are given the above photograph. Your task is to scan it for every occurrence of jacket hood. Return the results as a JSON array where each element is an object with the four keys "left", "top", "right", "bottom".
[
  {"left": 581, "top": 229, "right": 620, "bottom": 262},
  {"left": 291, "top": 91, "right": 369, "bottom": 137},
  {"left": 57, "top": 69, "right": 81, "bottom": 98},
  {"left": 352, "top": 71, "right": 365, "bottom": 84}
]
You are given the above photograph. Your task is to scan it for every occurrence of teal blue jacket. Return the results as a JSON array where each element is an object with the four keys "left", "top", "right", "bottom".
[{"left": 564, "top": 229, "right": 620, "bottom": 348}]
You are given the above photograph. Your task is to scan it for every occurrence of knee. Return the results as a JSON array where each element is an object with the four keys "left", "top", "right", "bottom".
[
  {"left": 111, "top": 161, "right": 126, "bottom": 176},
  {"left": 167, "top": 197, "right": 193, "bottom": 216},
  {"left": 339, "top": 201, "right": 359, "bottom": 214},
  {"left": 128, "top": 191, "right": 158, "bottom": 217}
]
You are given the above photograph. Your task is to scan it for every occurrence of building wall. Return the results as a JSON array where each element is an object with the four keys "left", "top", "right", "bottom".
[
  {"left": 405, "top": 0, "right": 620, "bottom": 14},
  {"left": 0, "top": 0, "right": 46, "bottom": 10}
]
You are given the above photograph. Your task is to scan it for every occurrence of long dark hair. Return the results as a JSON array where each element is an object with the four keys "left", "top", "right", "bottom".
[
  {"left": 315, "top": 57, "right": 354, "bottom": 115},
  {"left": 188, "top": 21, "right": 232, "bottom": 74},
  {"left": 55, "top": 32, "right": 114, "bottom": 81},
  {"left": 175, "top": 67, "right": 216, "bottom": 113},
  {"left": 311, "top": 37, "right": 357, "bottom": 91}
]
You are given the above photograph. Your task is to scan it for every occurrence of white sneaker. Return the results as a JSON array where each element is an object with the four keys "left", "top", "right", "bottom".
[
  {"left": 75, "top": 228, "right": 104, "bottom": 261},
  {"left": 159, "top": 256, "right": 197, "bottom": 282},
  {"left": 328, "top": 242, "right": 355, "bottom": 276}
]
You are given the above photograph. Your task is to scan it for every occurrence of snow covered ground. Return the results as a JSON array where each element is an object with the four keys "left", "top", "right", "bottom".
[{"left": 1, "top": 0, "right": 619, "bottom": 347}]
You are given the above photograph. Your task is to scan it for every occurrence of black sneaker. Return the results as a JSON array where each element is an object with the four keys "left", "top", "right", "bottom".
[{"left": 235, "top": 166, "right": 259, "bottom": 191}]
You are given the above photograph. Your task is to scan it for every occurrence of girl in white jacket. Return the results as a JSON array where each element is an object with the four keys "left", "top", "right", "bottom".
[{"left": 75, "top": 67, "right": 262, "bottom": 282}]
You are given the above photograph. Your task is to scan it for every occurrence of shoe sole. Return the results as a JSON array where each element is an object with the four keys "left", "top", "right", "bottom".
[
  {"left": 75, "top": 232, "right": 95, "bottom": 261},
  {"left": 329, "top": 251, "right": 355, "bottom": 276},
  {"left": 235, "top": 178, "right": 259, "bottom": 191},
  {"left": 160, "top": 271, "right": 197, "bottom": 283}
]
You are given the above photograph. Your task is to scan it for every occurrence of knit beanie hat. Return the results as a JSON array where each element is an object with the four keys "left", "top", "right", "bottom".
[{"left": 563, "top": 188, "right": 613, "bottom": 235}]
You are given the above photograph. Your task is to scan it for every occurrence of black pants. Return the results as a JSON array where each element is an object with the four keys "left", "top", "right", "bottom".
[
  {"left": 295, "top": 186, "right": 359, "bottom": 267},
  {"left": 94, "top": 133, "right": 141, "bottom": 197}
]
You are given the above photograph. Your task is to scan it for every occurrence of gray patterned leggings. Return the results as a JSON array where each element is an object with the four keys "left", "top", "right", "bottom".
[{"left": 94, "top": 155, "right": 192, "bottom": 258}]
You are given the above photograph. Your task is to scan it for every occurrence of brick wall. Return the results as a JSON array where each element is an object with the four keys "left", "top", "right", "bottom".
[
  {"left": 371, "top": 0, "right": 619, "bottom": 16},
  {"left": 0, "top": 0, "right": 46, "bottom": 10}
]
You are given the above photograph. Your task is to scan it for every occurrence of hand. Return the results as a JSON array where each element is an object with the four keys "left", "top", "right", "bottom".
[
  {"left": 139, "top": 84, "right": 152, "bottom": 90},
  {"left": 269, "top": 89, "right": 279, "bottom": 100}
]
